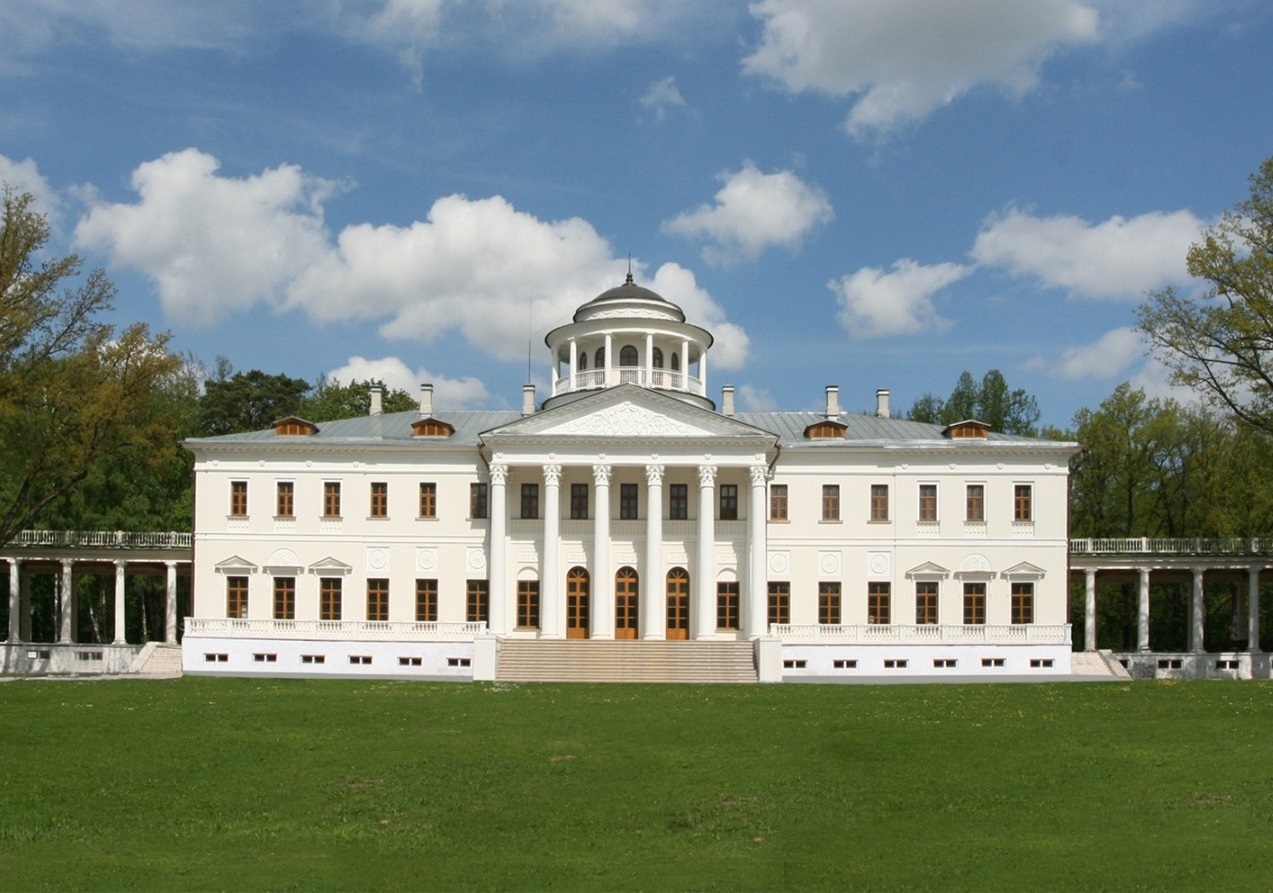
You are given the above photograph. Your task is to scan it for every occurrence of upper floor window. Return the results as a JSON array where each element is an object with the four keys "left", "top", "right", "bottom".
[
  {"left": 822, "top": 484, "right": 840, "bottom": 522},
  {"left": 323, "top": 482, "right": 341, "bottom": 519},
  {"left": 620, "top": 483, "right": 639, "bottom": 520},
  {"left": 670, "top": 352, "right": 680, "bottom": 372},
  {"left": 619, "top": 345, "right": 638, "bottom": 366},
  {"left": 669, "top": 483, "right": 688, "bottom": 520},
  {"left": 276, "top": 481, "right": 294, "bottom": 518},
  {"left": 470, "top": 483, "right": 488, "bottom": 519},
  {"left": 594, "top": 347, "right": 605, "bottom": 368},
  {"left": 1014, "top": 484, "right": 1033, "bottom": 522},
  {"left": 570, "top": 483, "right": 589, "bottom": 520},
  {"left": 230, "top": 481, "right": 247, "bottom": 517},
  {"left": 818, "top": 582, "right": 841, "bottom": 625},
  {"left": 919, "top": 484, "right": 937, "bottom": 522},
  {"left": 966, "top": 484, "right": 985, "bottom": 523},
  {"left": 366, "top": 579, "right": 389, "bottom": 622},
  {"left": 370, "top": 482, "right": 388, "bottom": 518},
  {"left": 652, "top": 347, "right": 664, "bottom": 368},
  {"left": 769, "top": 484, "right": 788, "bottom": 521},
  {"left": 521, "top": 483, "right": 539, "bottom": 520},
  {"left": 720, "top": 484, "right": 739, "bottom": 521},
  {"left": 419, "top": 482, "right": 437, "bottom": 519},
  {"left": 870, "top": 484, "right": 889, "bottom": 522}
]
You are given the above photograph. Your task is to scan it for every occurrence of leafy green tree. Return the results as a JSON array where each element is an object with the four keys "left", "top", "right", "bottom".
[
  {"left": 906, "top": 369, "right": 1040, "bottom": 435},
  {"left": 198, "top": 363, "right": 310, "bottom": 435},
  {"left": 299, "top": 376, "right": 417, "bottom": 422}
]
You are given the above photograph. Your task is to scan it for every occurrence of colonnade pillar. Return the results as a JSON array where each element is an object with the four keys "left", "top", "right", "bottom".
[
  {"left": 6, "top": 558, "right": 20, "bottom": 642},
  {"left": 642, "top": 464, "right": 664, "bottom": 639},
  {"left": 488, "top": 464, "right": 508, "bottom": 635},
  {"left": 113, "top": 560, "right": 127, "bottom": 644},
  {"left": 592, "top": 464, "right": 613, "bottom": 638},
  {"left": 1248, "top": 567, "right": 1261, "bottom": 654},
  {"left": 541, "top": 464, "right": 561, "bottom": 638},
  {"left": 1190, "top": 568, "right": 1205, "bottom": 653},
  {"left": 747, "top": 465, "right": 768, "bottom": 637},
  {"left": 1137, "top": 568, "right": 1151, "bottom": 653},
  {"left": 58, "top": 559, "right": 73, "bottom": 643},
  {"left": 1083, "top": 568, "right": 1096, "bottom": 652},
  {"left": 694, "top": 464, "right": 716, "bottom": 639},
  {"left": 165, "top": 561, "right": 178, "bottom": 644}
]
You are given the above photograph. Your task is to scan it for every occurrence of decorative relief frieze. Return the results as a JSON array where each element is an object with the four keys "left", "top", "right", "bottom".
[{"left": 552, "top": 402, "right": 714, "bottom": 437}]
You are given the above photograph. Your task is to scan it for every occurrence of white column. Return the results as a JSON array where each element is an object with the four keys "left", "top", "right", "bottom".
[
  {"left": 1083, "top": 568, "right": 1097, "bottom": 652},
  {"left": 747, "top": 465, "right": 769, "bottom": 637},
  {"left": 603, "top": 334, "right": 613, "bottom": 387},
  {"left": 568, "top": 339, "right": 578, "bottom": 393},
  {"left": 58, "top": 559, "right": 73, "bottom": 643},
  {"left": 592, "top": 464, "right": 613, "bottom": 638},
  {"left": 113, "top": 560, "right": 127, "bottom": 644},
  {"left": 489, "top": 464, "right": 508, "bottom": 635},
  {"left": 643, "top": 463, "right": 665, "bottom": 639},
  {"left": 694, "top": 464, "right": 717, "bottom": 639},
  {"left": 7, "top": 558, "right": 20, "bottom": 642},
  {"left": 164, "top": 561, "right": 178, "bottom": 644},
  {"left": 20, "top": 572, "right": 31, "bottom": 641},
  {"left": 1248, "top": 567, "right": 1261, "bottom": 654},
  {"left": 645, "top": 333, "right": 654, "bottom": 387},
  {"left": 680, "top": 338, "right": 689, "bottom": 389},
  {"left": 1190, "top": 568, "right": 1205, "bottom": 654},
  {"left": 542, "top": 464, "right": 561, "bottom": 638},
  {"left": 1137, "top": 567, "right": 1151, "bottom": 653},
  {"left": 699, "top": 349, "right": 708, "bottom": 394}
]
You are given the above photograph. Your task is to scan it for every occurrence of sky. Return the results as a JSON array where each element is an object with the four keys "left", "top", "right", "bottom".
[{"left": 3, "top": 0, "right": 1272, "bottom": 429}]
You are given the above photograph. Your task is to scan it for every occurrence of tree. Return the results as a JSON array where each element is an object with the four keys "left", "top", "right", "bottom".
[
  {"left": 906, "top": 369, "right": 1040, "bottom": 435},
  {"left": 0, "top": 186, "right": 182, "bottom": 547},
  {"left": 198, "top": 363, "right": 310, "bottom": 436},
  {"left": 299, "top": 376, "right": 417, "bottom": 422},
  {"left": 1138, "top": 154, "right": 1273, "bottom": 434}
]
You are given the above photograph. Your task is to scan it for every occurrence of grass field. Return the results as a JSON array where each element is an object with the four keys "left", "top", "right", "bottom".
[{"left": 1, "top": 678, "right": 1270, "bottom": 891}]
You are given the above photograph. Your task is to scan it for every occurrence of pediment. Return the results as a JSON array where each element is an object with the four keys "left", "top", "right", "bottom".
[
  {"left": 214, "top": 555, "right": 258, "bottom": 574},
  {"left": 1001, "top": 561, "right": 1046, "bottom": 579},
  {"left": 905, "top": 561, "right": 950, "bottom": 579},
  {"left": 308, "top": 556, "right": 353, "bottom": 575}
]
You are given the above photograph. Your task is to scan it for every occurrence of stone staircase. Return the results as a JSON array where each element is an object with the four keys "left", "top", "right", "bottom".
[
  {"left": 496, "top": 639, "right": 757, "bottom": 683},
  {"left": 129, "top": 642, "right": 184, "bottom": 678},
  {"left": 1070, "top": 649, "right": 1132, "bottom": 679}
]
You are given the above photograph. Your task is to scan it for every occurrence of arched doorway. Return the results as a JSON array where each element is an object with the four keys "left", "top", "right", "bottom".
[
  {"left": 666, "top": 567, "right": 690, "bottom": 640},
  {"left": 566, "top": 567, "right": 590, "bottom": 639},
  {"left": 615, "top": 566, "right": 639, "bottom": 639}
]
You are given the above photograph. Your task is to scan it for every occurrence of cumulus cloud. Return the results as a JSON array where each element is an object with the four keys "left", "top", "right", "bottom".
[
  {"left": 744, "top": 0, "right": 1103, "bottom": 138},
  {"left": 830, "top": 259, "right": 970, "bottom": 339},
  {"left": 327, "top": 355, "right": 490, "bottom": 408},
  {"left": 1054, "top": 327, "right": 1145, "bottom": 379},
  {"left": 971, "top": 207, "right": 1204, "bottom": 299},
  {"left": 736, "top": 384, "right": 777, "bottom": 412},
  {"left": 662, "top": 161, "right": 833, "bottom": 267},
  {"left": 640, "top": 76, "right": 688, "bottom": 122},
  {"left": 0, "top": 154, "right": 57, "bottom": 217}
]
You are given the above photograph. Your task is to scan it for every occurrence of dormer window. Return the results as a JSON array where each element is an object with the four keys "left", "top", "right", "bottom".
[
  {"left": 412, "top": 418, "right": 454, "bottom": 437},
  {"left": 274, "top": 417, "right": 317, "bottom": 437},
  {"left": 944, "top": 420, "right": 990, "bottom": 439},
  {"left": 804, "top": 420, "right": 847, "bottom": 440}
]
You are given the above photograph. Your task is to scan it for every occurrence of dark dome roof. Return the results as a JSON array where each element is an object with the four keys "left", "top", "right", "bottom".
[{"left": 574, "top": 273, "right": 686, "bottom": 323}]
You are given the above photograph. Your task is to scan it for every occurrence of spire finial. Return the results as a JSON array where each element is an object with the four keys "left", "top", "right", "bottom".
[{"left": 625, "top": 254, "right": 633, "bottom": 284}]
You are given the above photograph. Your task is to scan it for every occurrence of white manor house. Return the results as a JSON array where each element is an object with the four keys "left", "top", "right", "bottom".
[{"left": 181, "top": 277, "right": 1080, "bottom": 683}]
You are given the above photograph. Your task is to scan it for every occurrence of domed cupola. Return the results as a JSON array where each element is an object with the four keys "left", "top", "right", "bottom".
[{"left": 543, "top": 273, "right": 715, "bottom": 410}]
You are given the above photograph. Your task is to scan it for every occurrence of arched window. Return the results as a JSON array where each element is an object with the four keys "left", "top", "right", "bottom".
[
  {"left": 566, "top": 567, "right": 590, "bottom": 639},
  {"left": 670, "top": 353, "right": 680, "bottom": 372},
  {"left": 595, "top": 347, "right": 605, "bottom": 368},
  {"left": 619, "top": 345, "right": 638, "bottom": 366},
  {"left": 578, "top": 352, "right": 587, "bottom": 371},
  {"left": 652, "top": 347, "right": 664, "bottom": 368}
]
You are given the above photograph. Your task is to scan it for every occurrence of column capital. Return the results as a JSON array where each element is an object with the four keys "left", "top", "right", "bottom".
[
  {"left": 542, "top": 463, "right": 562, "bottom": 486},
  {"left": 698, "top": 465, "right": 717, "bottom": 488},
  {"left": 489, "top": 463, "right": 509, "bottom": 485},
  {"left": 749, "top": 464, "right": 768, "bottom": 487},
  {"left": 593, "top": 464, "right": 612, "bottom": 486},
  {"left": 645, "top": 463, "right": 665, "bottom": 486}
]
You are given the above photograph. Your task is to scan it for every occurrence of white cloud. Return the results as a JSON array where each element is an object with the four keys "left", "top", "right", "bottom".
[
  {"left": 327, "top": 355, "right": 490, "bottom": 409},
  {"left": 971, "top": 207, "right": 1204, "bottom": 299},
  {"left": 662, "top": 161, "right": 833, "bottom": 267},
  {"left": 1054, "top": 327, "right": 1145, "bottom": 379},
  {"left": 646, "top": 262, "right": 748, "bottom": 371},
  {"left": 830, "top": 259, "right": 970, "bottom": 339},
  {"left": 743, "top": 0, "right": 1103, "bottom": 138},
  {"left": 0, "top": 154, "right": 57, "bottom": 218},
  {"left": 736, "top": 384, "right": 777, "bottom": 412},
  {"left": 640, "top": 76, "right": 688, "bottom": 122}
]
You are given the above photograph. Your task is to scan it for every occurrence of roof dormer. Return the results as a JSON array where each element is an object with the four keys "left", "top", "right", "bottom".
[
  {"left": 274, "top": 417, "right": 318, "bottom": 437},
  {"left": 943, "top": 419, "right": 990, "bottom": 439}
]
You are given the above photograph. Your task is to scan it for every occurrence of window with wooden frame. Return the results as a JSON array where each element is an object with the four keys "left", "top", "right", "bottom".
[
  {"left": 870, "top": 484, "right": 889, "bottom": 522},
  {"left": 226, "top": 576, "right": 248, "bottom": 619},
  {"left": 915, "top": 581, "right": 939, "bottom": 625},
  {"left": 669, "top": 483, "right": 688, "bottom": 520},
  {"left": 418, "top": 482, "right": 437, "bottom": 519},
  {"left": 769, "top": 484, "right": 788, "bottom": 521},
  {"left": 868, "top": 582, "right": 891, "bottom": 624},
  {"left": 1014, "top": 484, "right": 1033, "bottom": 522},
  {"left": 273, "top": 577, "right": 295, "bottom": 620},
  {"left": 818, "top": 582, "right": 841, "bottom": 625},
  {"left": 415, "top": 579, "right": 438, "bottom": 622},
  {"left": 323, "top": 482, "right": 341, "bottom": 519},
  {"left": 466, "top": 580, "right": 489, "bottom": 624},
  {"left": 570, "top": 483, "right": 589, "bottom": 520},
  {"left": 720, "top": 483, "right": 739, "bottom": 521},
  {"left": 821, "top": 484, "right": 840, "bottom": 521},
  {"left": 517, "top": 580, "right": 540, "bottom": 629},
  {"left": 620, "top": 483, "right": 639, "bottom": 520},
  {"left": 520, "top": 483, "right": 539, "bottom": 520},
  {"left": 320, "top": 578, "right": 342, "bottom": 621},
  {"left": 276, "top": 481, "right": 294, "bottom": 518},
  {"left": 1011, "top": 582, "right": 1034, "bottom": 625},
  {"left": 767, "top": 582, "right": 790, "bottom": 626},
  {"left": 370, "top": 482, "right": 388, "bottom": 518},
  {"left": 963, "top": 582, "right": 986, "bottom": 625},
  {"left": 366, "top": 579, "right": 389, "bottom": 621},
  {"left": 918, "top": 484, "right": 937, "bottom": 522},
  {"left": 716, "top": 581, "right": 740, "bottom": 630},
  {"left": 965, "top": 484, "right": 985, "bottom": 523},
  {"left": 470, "top": 483, "right": 488, "bottom": 519},
  {"left": 230, "top": 480, "right": 247, "bottom": 517}
]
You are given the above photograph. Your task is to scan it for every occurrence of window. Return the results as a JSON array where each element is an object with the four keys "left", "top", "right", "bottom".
[
  {"left": 1011, "top": 582, "right": 1034, "bottom": 625},
  {"left": 620, "top": 483, "right": 639, "bottom": 520},
  {"left": 619, "top": 344, "right": 638, "bottom": 366},
  {"left": 517, "top": 580, "right": 540, "bottom": 629},
  {"left": 370, "top": 482, "right": 388, "bottom": 518},
  {"left": 273, "top": 577, "right": 295, "bottom": 620},
  {"left": 966, "top": 484, "right": 984, "bottom": 523},
  {"left": 720, "top": 484, "right": 738, "bottom": 521},
  {"left": 915, "top": 581, "right": 939, "bottom": 625},
  {"left": 1014, "top": 484, "right": 1033, "bottom": 522},
  {"left": 822, "top": 484, "right": 840, "bottom": 521},
  {"left": 226, "top": 576, "right": 248, "bottom": 619},
  {"left": 416, "top": 579, "right": 438, "bottom": 622},
  {"left": 320, "top": 578, "right": 342, "bottom": 621},
  {"left": 717, "top": 582, "right": 739, "bottom": 630},
  {"left": 367, "top": 579, "right": 389, "bottom": 622},
  {"left": 769, "top": 484, "right": 788, "bottom": 521},
  {"left": 570, "top": 483, "right": 589, "bottom": 520},
  {"left": 276, "top": 481, "right": 294, "bottom": 518},
  {"left": 521, "top": 483, "right": 539, "bottom": 519},
  {"left": 919, "top": 484, "right": 937, "bottom": 522},
  {"left": 818, "top": 582, "right": 841, "bottom": 625},
  {"left": 230, "top": 480, "right": 247, "bottom": 516},
  {"left": 594, "top": 347, "right": 605, "bottom": 368},
  {"left": 652, "top": 347, "right": 663, "bottom": 368},
  {"left": 870, "top": 484, "right": 889, "bottom": 522},
  {"left": 323, "top": 482, "right": 341, "bottom": 518},
  {"left": 767, "top": 582, "right": 790, "bottom": 626},
  {"left": 419, "top": 482, "right": 437, "bottom": 519},
  {"left": 466, "top": 580, "right": 489, "bottom": 624},
  {"left": 470, "top": 483, "right": 488, "bottom": 519},
  {"left": 963, "top": 582, "right": 986, "bottom": 625},
  {"left": 669, "top": 483, "right": 688, "bottom": 520},
  {"left": 868, "top": 582, "right": 891, "bottom": 624}
]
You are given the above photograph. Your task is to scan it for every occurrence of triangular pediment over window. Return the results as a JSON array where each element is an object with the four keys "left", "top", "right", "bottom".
[
  {"left": 1001, "top": 561, "right": 1046, "bottom": 579},
  {"left": 308, "top": 556, "right": 353, "bottom": 575},
  {"left": 905, "top": 561, "right": 951, "bottom": 579},
  {"left": 214, "top": 555, "right": 258, "bottom": 574}
]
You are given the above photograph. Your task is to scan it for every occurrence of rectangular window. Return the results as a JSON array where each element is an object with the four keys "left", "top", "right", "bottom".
[
  {"left": 818, "top": 582, "right": 841, "bottom": 625},
  {"left": 966, "top": 484, "right": 985, "bottom": 522},
  {"left": 870, "top": 484, "right": 889, "bottom": 522},
  {"left": 822, "top": 484, "right": 840, "bottom": 521},
  {"left": 620, "top": 483, "right": 639, "bottom": 520},
  {"left": 769, "top": 484, "right": 788, "bottom": 521},
  {"left": 919, "top": 484, "right": 937, "bottom": 522},
  {"left": 370, "top": 481, "right": 388, "bottom": 518},
  {"left": 323, "top": 482, "right": 341, "bottom": 518},
  {"left": 669, "top": 483, "right": 688, "bottom": 520},
  {"left": 273, "top": 577, "right": 295, "bottom": 620},
  {"left": 963, "top": 582, "right": 986, "bottom": 625},
  {"left": 517, "top": 580, "right": 540, "bottom": 629},
  {"left": 868, "top": 582, "right": 891, "bottom": 624},
  {"left": 466, "top": 580, "right": 489, "bottom": 624},
  {"left": 716, "top": 582, "right": 740, "bottom": 630},
  {"left": 470, "top": 483, "right": 488, "bottom": 519},
  {"left": 1014, "top": 484, "right": 1033, "bottom": 522},
  {"left": 767, "top": 582, "right": 790, "bottom": 627},
  {"left": 230, "top": 480, "right": 247, "bottom": 517},
  {"left": 720, "top": 484, "right": 739, "bottom": 521},
  {"left": 520, "top": 483, "right": 539, "bottom": 520},
  {"left": 366, "top": 579, "right": 389, "bottom": 622},
  {"left": 1011, "top": 582, "right": 1035, "bottom": 625},
  {"left": 276, "top": 481, "right": 294, "bottom": 518},
  {"left": 419, "top": 482, "right": 437, "bottom": 519},
  {"left": 320, "top": 578, "right": 342, "bottom": 621},
  {"left": 570, "top": 483, "right": 589, "bottom": 520},
  {"left": 226, "top": 576, "right": 248, "bottom": 619},
  {"left": 915, "top": 581, "right": 939, "bottom": 625},
  {"left": 415, "top": 579, "right": 438, "bottom": 622}
]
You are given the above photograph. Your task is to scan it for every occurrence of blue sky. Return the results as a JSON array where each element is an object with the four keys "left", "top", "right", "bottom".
[{"left": 3, "top": 1, "right": 1271, "bottom": 428}]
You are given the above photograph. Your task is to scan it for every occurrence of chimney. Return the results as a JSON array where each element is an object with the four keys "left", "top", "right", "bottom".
[
  {"left": 419, "top": 383, "right": 433, "bottom": 417},
  {"left": 522, "top": 383, "right": 536, "bottom": 416},
  {"left": 368, "top": 385, "right": 383, "bottom": 415},
  {"left": 876, "top": 388, "right": 891, "bottom": 418},
  {"left": 825, "top": 385, "right": 840, "bottom": 417},
  {"left": 721, "top": 385, "right": 735, "bottom": 417}
]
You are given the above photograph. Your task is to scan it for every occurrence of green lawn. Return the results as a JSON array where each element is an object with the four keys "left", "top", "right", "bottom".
[{"left": 1, "top": 678, "right": 1270, "bottom": 891}]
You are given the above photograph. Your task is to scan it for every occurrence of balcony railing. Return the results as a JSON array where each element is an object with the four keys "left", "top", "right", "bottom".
[
  {"left": 7, "top": 530, "right": 192, "bottom": 550},
  {"left": 553, "top": 369, "right": 705, "bottom": 398},
  {"left": 1070, "top": 537, "right": 1273, "bottom": 557},
  {"left": 184, "top": 618, "right": 488, "bottom": 640},
  {"left": 772, "top": 623, "right": 1071, "bottom": 645}
]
